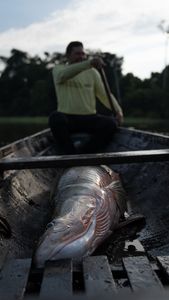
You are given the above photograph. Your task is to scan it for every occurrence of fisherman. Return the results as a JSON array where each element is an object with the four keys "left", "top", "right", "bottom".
[{"left": 49, "top": 41, "right": 123, "bottom": 154}]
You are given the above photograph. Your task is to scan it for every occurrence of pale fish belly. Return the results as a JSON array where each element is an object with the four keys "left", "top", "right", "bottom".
[{"left": 34, "top": 165, "right": 127, "bottom": 268}]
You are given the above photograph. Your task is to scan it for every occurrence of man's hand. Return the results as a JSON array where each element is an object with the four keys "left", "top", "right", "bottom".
[
  {"left": 90, "top": 57, "right": 105, "bottom": 69},
  {"left": 115, "top": 111, "right": 123, "bottom": 126}
]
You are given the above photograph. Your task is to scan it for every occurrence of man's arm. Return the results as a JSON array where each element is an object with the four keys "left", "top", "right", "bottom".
[
  {"left": 52, "top": 58, "right": 105, "bottom": 83},
  {"left": 53, "top": 57, "right": 105, "bottom": 84},
  {"left": 52, "top": 60, "right": 91, "bottom": 83}
]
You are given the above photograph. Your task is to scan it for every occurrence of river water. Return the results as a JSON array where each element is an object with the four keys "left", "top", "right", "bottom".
[
  {"left": 0, "top": 122, "right": 169, "bottom": 148},
  {"left": 0, "top": 123, "right": 48, "bottom": 147}
]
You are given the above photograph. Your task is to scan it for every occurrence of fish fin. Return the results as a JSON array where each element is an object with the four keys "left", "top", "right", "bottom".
[
  {"left": 116, "top": 213, "right": 145, "bottom": 230},
  {"left": 100, "top": 165, "right": 113, "bottom": 176},
  {"left": 106, "top": 181, "right": 127, "bottom": 213}
]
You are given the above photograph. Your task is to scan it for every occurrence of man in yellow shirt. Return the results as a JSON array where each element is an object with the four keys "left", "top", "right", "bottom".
[{"left": 49, "top": 41, "right": 123, "bottom": 154}]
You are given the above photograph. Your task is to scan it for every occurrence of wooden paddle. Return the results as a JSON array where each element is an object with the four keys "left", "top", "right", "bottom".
[{"left": 99, "top": 67, "right": 117, "bottom": 116}]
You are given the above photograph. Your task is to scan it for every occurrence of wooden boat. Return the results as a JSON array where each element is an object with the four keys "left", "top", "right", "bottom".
[{"left": 0, "top": 126, "right": 169, "bottom": 299}]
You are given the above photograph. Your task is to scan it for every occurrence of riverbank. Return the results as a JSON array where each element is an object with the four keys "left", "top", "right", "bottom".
[
  {"left": 0, "top": 117, "right": 48, "bottom": 146},
  {"left": 0, "top": 116, "right": 169, "bottom": 147}
]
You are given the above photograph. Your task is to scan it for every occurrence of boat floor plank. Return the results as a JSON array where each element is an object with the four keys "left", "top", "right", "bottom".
[
  {"left": 0, "top": 258, "right": 31, "bottom": 299},
  {"left": 0, "top": 255, "right": 169, "bottom": 299},
  {"left": 39, "top": 259, "right": 73, "bottom": 299},
  {"left": 157, "top": 256, "right": 169, "bottom": 279},
  {"left": 83, "top": 256, "right": 116, "bottom": 297},
  {"left": 123, "top": 256, "right": 163, "bottom": 292}
]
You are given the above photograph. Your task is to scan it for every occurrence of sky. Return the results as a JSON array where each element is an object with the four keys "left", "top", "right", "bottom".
[{"left": 0, "top": 0, "right": 169, "bottom": 79}]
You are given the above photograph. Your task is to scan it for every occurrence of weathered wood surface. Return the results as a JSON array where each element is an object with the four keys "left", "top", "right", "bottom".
[
  {"left": 123, "top": 256, "right": 163, "bottom": 292},
  {"left": 39, "top": 259, "right": 73, "bottom": 299},
  {"left": 1, "top": 149, "right": 169, "bottom": 171},
  {"left": 0, "top": 258, "right": 32, "bottom": 299},
  {"left": 157, "top": 256, "right": 169, "bottom": 279},
  {"left": 83, "top": 256, "right": 116, "bottom": 297},
  {"left": 0, "top": 255, "right": 169, "bottom": 299},
  {"left": 0, "top": 247, "right": 8, "bottom": 271},
  {"left": 0, "top": 129, "right": 52, "bottom": 159}
]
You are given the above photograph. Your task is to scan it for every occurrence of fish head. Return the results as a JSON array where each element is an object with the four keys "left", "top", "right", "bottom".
[{"left": 34, "top": 204, "right": 96, "bottom": 268}]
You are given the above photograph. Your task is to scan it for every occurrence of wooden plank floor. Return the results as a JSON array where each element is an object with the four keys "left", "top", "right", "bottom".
[
  {"left": 39, "top": 259, "right": 73, "bottom": 299},
  {"left": 83, "top": 256, "right": 117, "bottom": 298},
  {"left": 0, "top": 258, "right": 32, "bottom": 299},
  {"left": 0, "top": 253, "right": 169, "bottom": 299},
  {"left": 122, "top": 256, "right": 163, "bottom": 291}
]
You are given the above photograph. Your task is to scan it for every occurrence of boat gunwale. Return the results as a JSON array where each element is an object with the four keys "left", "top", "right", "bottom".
[
  {"left": 0, "top": 128, "right": 51, "bottom": 159},
  {"left": 0, "top": 127, "right": 169, "bottom": 161}
]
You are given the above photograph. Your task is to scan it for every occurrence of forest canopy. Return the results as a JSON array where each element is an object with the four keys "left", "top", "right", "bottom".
[{"left": 0, "top": 48, "right": 169, "bottom": 118}]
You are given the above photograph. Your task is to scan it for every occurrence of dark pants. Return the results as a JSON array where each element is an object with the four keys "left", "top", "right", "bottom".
[{"left": 49, "top": 111, "right": 118, "bottom": 154}]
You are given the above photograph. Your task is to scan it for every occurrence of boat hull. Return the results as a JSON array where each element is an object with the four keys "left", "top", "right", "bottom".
[{"left": 0, "top": 127, "right": 169, "bottom": 260}]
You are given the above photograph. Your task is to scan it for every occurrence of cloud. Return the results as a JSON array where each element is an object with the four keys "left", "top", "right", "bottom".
[{"left": 0, "top": 0, "right": 169, "bottom": 78}]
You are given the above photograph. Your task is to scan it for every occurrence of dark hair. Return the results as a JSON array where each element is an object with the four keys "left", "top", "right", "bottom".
[{"left": 66, "top": 41, "right": 83, "bottom": 56}]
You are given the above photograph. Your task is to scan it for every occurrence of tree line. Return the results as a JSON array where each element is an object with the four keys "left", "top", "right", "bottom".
[{"left": 0, "top": 48, "right": 169, "bottom": 118}]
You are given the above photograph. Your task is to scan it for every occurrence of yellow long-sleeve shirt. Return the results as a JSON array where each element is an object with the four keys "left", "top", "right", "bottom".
[{"left": 52, "top": 60, "right": 123, "bottom": 115}]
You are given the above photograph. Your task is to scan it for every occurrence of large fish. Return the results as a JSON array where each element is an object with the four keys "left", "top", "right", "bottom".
[{"left": 34, "top": 165, "right": 127, "bottom": 268}]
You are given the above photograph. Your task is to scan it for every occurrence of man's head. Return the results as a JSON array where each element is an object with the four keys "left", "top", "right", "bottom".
[{"left": 66, "top": 41, "right": 86, "bottom": 64}]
